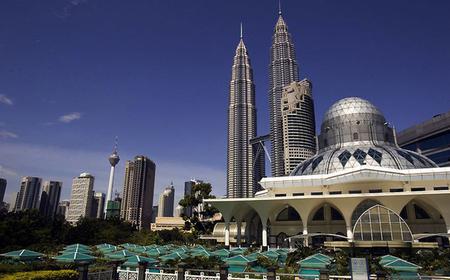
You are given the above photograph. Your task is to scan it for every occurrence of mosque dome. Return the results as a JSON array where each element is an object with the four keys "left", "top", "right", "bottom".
[{"left": 291, "top": 97, "right": 437, "bottom": 176}]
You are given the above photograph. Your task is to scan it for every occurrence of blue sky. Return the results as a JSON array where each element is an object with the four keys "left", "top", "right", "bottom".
[{"left": 0, "top": 0, "right": 449, "bottom": 205}]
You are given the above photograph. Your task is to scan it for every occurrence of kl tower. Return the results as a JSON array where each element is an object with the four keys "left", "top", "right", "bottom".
[{"left": 105, "top": 138, "right": 120, "bottom": 217}]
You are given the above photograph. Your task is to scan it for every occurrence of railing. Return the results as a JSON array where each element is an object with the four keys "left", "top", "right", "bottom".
[
  {"left": 88, "top": 270, "right": 113, "bottom": 280},
  {"left": 185, "top": 271, "right": 220, "bottom": 280},
  {"left": 145, "top": 269, "right": 178, "bottom": 280},
  {"left": 118, "top": 268, "right": 139, "bottom": 280}
]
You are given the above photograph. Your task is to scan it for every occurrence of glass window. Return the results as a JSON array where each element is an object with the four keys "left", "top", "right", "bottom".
[
  {"left": 368, "top": 148, "right": 382, "bottom": 164},
  {"left": 276, "top": 206, "right": 301, "bottom": 221},
  {"left": 414, "top": 204, "right": 431, "bottom": 219},
  {"left": 353, "top": 205, "right": 413, "bottom": 242},
  {"left": 312, "top": 207, "right": 325, "bottom": 221},
  {"left": 331, "top": 207, "right": 344, "bottom": 220},
  {"left": 396, "top": 149, "right": 415, "bottom": 165},
  {"left": 338, "top": 150, "right": 352, "bottom": 167},
  {"left": 353, "top": 149, "right": 367, "bottom": 165},
  {"left": 311, "top": 155, "right": 324, "bottom": 171}
]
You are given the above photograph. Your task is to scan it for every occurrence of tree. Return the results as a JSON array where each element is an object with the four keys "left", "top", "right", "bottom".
[{"left": 178, "top": 183, "right": 219, "bottom": 234}]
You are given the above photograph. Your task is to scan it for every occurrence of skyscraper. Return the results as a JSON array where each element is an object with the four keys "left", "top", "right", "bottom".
[
  {"left": 39, "top": 181, "right": 62, "bottom": 219},
  {"left": 0, "top": 178, "right": 6, "bottom": 202},
  {"left": 269, "top": 8, "right": 300, "bottom": 177},
  {"left": 105, "top": 140, "right": 120, "bottom": 216},
  {"left": 227, "top": 25, "right": 262, "bottom": 198},
  {"left": 120, "top": 156, "right": 156, "bottom": 229},
  {"left": 183, "top": 179, "right": 202, "bottom": 217},
  {"left": 91, "top": 192, "right": 106, "bottom": 219},
  {"left": 158, "top": 183, "right": 175, "bottom": 217},
  {"left": 66, "top": 173, "right": 94, "bottom": 223},
  {"left": 281, "top": 80, "right": 316, "bottom": 174},
  {"left": 57, "top": 200, "right": 70, "bottom": 219},
  {"left": 14, "top": 177, "right": 42, "bottom": 212}
]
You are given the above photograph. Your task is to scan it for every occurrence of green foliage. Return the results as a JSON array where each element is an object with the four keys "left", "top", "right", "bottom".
[
  {"left": 183, "top": 256, "right": 223, "bottom": 270},
  {"left": 178, "top": 183, "right": 218, "bottom": 234},
  {"left": 334, "top": 250, "right": 349, "bottom": 275},
  {"left": 0, "top": 269, "right": 78, "bottom": 280},
  {"left": 256, "top": 256, "right": 278, "bottom": 269}
]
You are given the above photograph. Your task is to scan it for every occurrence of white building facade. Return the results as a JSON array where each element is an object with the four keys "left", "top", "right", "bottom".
[
  {"left": 207, "top": 98, "right": 450, "bottom": 249},
  {"left": 67, "top": 173, "right": 94, "bottom": 223}
]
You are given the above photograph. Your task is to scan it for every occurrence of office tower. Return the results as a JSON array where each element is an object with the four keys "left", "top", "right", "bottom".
[
  {"left": 91, "top": 192, "right": 105, "bottom": 219},
  {"left": 183, "top": 179, "right": 203, "bottom": 217},
  {"left": 398, "top": 110, "right": 450, "bottom": 167},
  {"left": 57, "top": 200, "right": 70, "bottom": 219},
  {"left": 120, "top": 156, "right": 156, "bottom": 229},
  {"left": 175, "top": 205, "right": 183, "bottom": 217},
  {"left": 281, "top": 80, "right": 317, "bottom": 174},
  {"left": 39, "top": 181, "right": 62, "bottom": 219},
  {"left": 105, "top": 140, "right": 120, "bottom": 215},
  {"left": 0, "top": 178, "right": 6, "bottom": 202},
  {"left": 227, "top": 25, "right": 262, "bottom": 198},
  {"left": 14, "top": 177, "right": 42, "bottom": 212},
  {"left": 151, "top": 206, "right": 158, "bottom": 223},
  {"left": 158, "top": 183, "right": 175, "bottom": 217},
  {"left": 66, "top": 173, "right": 94, "bottom": 223},
  {"left": 105, "top": 192, "right": 121, "bottom": 219},
  {"left": 269, "top": 8, "right": 300, "bottom": 177}
]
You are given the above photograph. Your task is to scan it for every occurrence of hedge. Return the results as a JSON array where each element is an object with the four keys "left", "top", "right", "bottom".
[{"left": 0, "top": 269, "right": 78, "bottom": 280}]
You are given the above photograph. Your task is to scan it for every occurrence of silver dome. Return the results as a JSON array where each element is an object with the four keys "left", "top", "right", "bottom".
[{"left": 291, "top": 97, "right": 437, "bottom": 176}]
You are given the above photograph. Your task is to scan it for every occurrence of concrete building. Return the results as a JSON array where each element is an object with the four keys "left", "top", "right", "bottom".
[
  {"left": 183, "top": 179, "right": 202, "bottom": 217},
  {"left": 0, "top": 178, "right": 6, "bottom": 203},
  {"left": 91, "top": 192, "right": 105, "bottom": 219},
  {"left": 158, "top": 183, "right": 174, "bottom": 217},
  {"left": 105, "top": 193, "right": 121, "bottom": 219},
  {"left": 227, "top": 26, "right": 264, "bottom": 198},
  {"left": 14, "top": 177, "right": 42, "bottom": 212},
  {"left": 120, "top": 156, "right": 156, "bottom": 229},
  {"left": 398, "top": 110, "right": 450, "bottom": 167},
  {"left": 66, "top": 173, "right": 94, "bottom": 223},
  {"left": 57, "top": 200, "right": 70, "bottom": 219},
  {"left": 150, "top": 205, "right": 158, "bottom": 223},
  {"left": 269, "top": 9, "right": 300, "bottom": 177},
  {"left": 175, "top": 205, "right": 183, "bottom": 217},
  {"left": 39, "top": 181, "right": 62, "bottom": 219},
  {"left": 150, "top": 216, "right": 186, "bottom": 231},
  {"left": 281, "top": 80, "right": 316, "bottom": 175},
  {"left": 207, "top": 97, "right": 450, "bottom": 249}
]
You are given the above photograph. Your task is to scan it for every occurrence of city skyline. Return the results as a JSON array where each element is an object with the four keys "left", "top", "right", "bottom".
[{"left": 1, "top": 1, "right": 450, "bottom": 204}]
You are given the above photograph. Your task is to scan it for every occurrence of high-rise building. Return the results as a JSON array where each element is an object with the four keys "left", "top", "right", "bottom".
[
  {"left": 39, "top": 181, "right": 62, "bottom": 219},
  {"left": 57, "top": 200, "right": 70, "bottom": 219},
  {"left": 227, "top": 26, "right": 262, "bottom": 198},
  {"left": 105, "top": 192, "right": 121, "bottom": 219},
  {"left": 281, "top": 80, "right": 317, "bottom": 174},
  {"left": 269, "top": 9, "right": 300, "bottom": 177},
  {"left": 120, "top": 156, "right": 156, "bottom": 229},
  {"left": 0, "top": 178, "right": 6, "bottom": 202},
  {"left": 105, "top": 140, "right": 120, "bottom": 215},
  {"left": 66, "top": 173, "right": 94, "bottom": 223},
  {"left": 151, "top": 205, "right": 158, "bottom": 223},
  {"left": 158, "top": 183, "right": 175, "bottom": 217},
  {"left": 398, "top": 111, "right": 450, "bottom": 167},
  {"left": 175, "top": 205, "right": 183, "bottom": 217},
  {"left": 91, "top": 192, "right": 105, "bottom": 219},
  {"left": 14, "top": 177, "right": 42, "bottom": 212}
]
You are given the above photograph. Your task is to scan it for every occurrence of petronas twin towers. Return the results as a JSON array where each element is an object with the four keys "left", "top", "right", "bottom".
[{"left": 227, "top": 7, "right": 316, "bottom": 198}]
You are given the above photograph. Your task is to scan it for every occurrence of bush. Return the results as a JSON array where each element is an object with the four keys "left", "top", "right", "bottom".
[{"left": 0, "top": 269, "right": 78, "bottom": 280}]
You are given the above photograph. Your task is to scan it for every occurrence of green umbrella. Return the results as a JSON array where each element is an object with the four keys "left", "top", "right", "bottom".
[
  {"left": 382, "top": 258, "right": 421, "bottom": 273},
  {"left": 99, "top": 246, "right": 118, "bottom": 254},
  {"left": 96, "top": 243, "right": 114, "bottom": 249},
  {"left": 64, "top": 243, "right": 90, "bottom": 250},
  {"left": 159, "top": 252, "right": 188, "bottom": 262},
  {"left": 0, "top": 249, "right": 44, "bottom": 261},
  {"left": 54, "top": 252, "right": 95, "bottom": 263},
  {"left": 230, "top": 247, "right": 246, "bottom": 256},
  {"left": 123, "top": 255, "right": 159, "bottom": 268},
  {"left": 224, "top": 255, "right": 254, "bottom": 266},
  {"left": 106, "top": 250, "right": 136, "bottom": 260},
  {"left": 379, "top": 255, "right": 401, "bottom": 265},
  {"left": 145, "top": 248, "right": 164, "bottom": 257},
  {"left": 60, "top": 247, "right": 92, "bottom": 254},
  {"left": 297, "top": 254, "right": 331, "bottom": 269},
  {"left": 211, "top": 249, "right": 230, "bottom": 260},
  {"left": 261, "top": 250, "right": 279, "bottom": 262},
  {"left": 246, "top": 252, "right": 264, "bottom": 262},
  {"left": 190, "top": 249, "right": 211, "bottom": 258}
]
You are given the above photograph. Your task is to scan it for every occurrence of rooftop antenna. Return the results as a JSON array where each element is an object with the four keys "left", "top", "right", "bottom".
[
  {"left": 278, "top": 0, "right": 282, "bottom": 15},
  {"left": 240, "top": 22, "right": 243, "bottom": 39}
]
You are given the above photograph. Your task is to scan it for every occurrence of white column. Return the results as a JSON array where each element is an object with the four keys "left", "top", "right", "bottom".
[
  {"left": 236, "top": 221, "right": 242, "bottom": 246},
  {"left": 104, "top": 165, "right": 115, "bottom": 215},
  {"left": 262, "top": 223, "right": 268, "bottom": 247},
  {"left": 346, "top": 225, "right": 354, "bottom": 241},
  {"left": 303, "top": 227, "right": 308, "bottom": 247},
  {"left": 224, "top": 222, "right": 230, "bottom": 247}
]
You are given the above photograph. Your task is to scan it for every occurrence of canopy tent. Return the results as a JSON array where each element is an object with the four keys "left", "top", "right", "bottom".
[
  {"left": 54, "top": 252, "right": 95, "bottom": 263},
  {"left": 0, "top": 249, "right": 44, "bottom": 261},
  {"left": 297, "top": 254, "right": 332, "bottom": 270},
  {"left": 106, "top": 250, "right": 136, "bottom": 260},
  {"left": 64, "top": 244, "right": 90, "bottom": 250},
  {"left": 60, "top": 247, "right": 92, "bottom": 254},
  {"left": 190, "top": 250, "right": 211, "bottom": 258},
  {"left": 230, "top": 247, "right": 246, "bottom": 256},
  {"left": 261, "top": 251, "right": 280, "bottom": 262},
  {"left": 380, "top": 255, "right": 421, "bottom": 280},
  {"left": 145, "top": 248, "right": 165, "bottom": 257},
  {"left": 159, "top": 252, "right": 188, "bottom": 262}
]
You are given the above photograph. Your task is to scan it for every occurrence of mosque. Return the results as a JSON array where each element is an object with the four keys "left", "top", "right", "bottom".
[{"left": 206, "top": 97, "right": 450, "bottom": 249}]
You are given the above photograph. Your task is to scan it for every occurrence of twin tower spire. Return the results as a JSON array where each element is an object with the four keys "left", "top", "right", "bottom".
[{"left": 227, "top": 4, "right": 316, "bottom": 198}]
